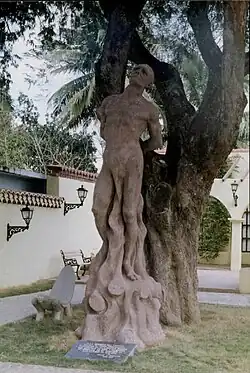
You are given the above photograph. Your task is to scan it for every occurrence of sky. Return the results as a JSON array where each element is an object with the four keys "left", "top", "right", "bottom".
[
  {"left": 9, "top": 36, "right": 103, "bottom": 171},
  {"left": 9, "top": 37, "right": 77, "bottom": 122}
]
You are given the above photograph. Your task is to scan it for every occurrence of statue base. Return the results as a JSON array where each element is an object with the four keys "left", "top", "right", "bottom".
[{"left": 76, "top": 259, "right": 165, "bottom": 349}]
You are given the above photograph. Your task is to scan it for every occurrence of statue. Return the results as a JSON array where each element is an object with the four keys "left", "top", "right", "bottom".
[{"left": 77, "top": 64, "right": 165, "bottom": 349}]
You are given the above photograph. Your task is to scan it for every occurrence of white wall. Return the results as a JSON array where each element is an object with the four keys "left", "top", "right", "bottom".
[
  {"left": 210, "top": 149, "right": 249, "bottom": 219},
  {"left": 210, "top": 149, "right": 249, "bottom": 271},
  {"left": 58, "top": 177, "right": 101, "bottom": 254},
  {"left": 0, "top": 177, "right": 101, "bottom": 288},
  {"left": 210, "top": 177, "right": 249, "bottom": 219}
]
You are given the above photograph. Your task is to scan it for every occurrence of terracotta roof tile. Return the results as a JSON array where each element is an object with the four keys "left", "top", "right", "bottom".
[
  {"left": 0, "top": 189, "right": 64, "bottom": 208},
  {"left": 47, "top": 165, "right": 98, "bottom": 182}
]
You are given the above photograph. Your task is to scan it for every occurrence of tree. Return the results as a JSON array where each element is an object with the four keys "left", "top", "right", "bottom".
[
  {"left": 26, "top": 3, "right": 248, "bottom": 147},
  {"left": 0, "top": 93, "right": 97, "bottom": 173},
  {"left": 1, "top": 1, "right": 249, "bottom": 326},
  {"left": 0, "top": 111, "right": 29, "bottom": 169},
  {"left": 94, "top": 0, "right": 248, "bottom": 326}
]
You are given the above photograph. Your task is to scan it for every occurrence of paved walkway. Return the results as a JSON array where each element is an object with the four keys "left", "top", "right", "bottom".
[
  {"left": 0, "top": 269, "right": 248, "bottom": 326},
  {"left": 198, "top": 291, "right": 250, "bottom": 306},
  {"left": 198, "top": 269, "right": 239, "bottom": 291},
  {"left": 0, "top": 285, "right": 85, "bottom": 326},
  {"left": 0, "top": 362, "right": 118, "bottom": 373}
]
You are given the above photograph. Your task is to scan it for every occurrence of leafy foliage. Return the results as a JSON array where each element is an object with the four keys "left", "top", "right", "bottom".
[
  {"left": 0, "top": 1, "right": 103, "bottom": 91},
  {"left": 0, "top": 93, "right": 97, "bottom": 173},
  {"left": 0, "top": 110, "right": 29, "bottom": 169},
  {"left": 199, "top": 197, "right": 231, "bottom": 260},
  {"left": 199, "top": 157, "right": 234, "bottom": 261}
]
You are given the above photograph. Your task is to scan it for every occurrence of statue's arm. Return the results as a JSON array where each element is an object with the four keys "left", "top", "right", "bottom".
[{"left": 141, "top": 106, "right": 162, "bottom": 152}]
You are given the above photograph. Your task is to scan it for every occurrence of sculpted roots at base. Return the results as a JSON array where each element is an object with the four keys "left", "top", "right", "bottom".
[{"left": 80, "top": 64, "right": 165, "bottom": 348}]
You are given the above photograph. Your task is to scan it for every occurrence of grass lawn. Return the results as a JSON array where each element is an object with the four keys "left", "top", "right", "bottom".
[
  {"left": 0, "top": 304, "right": 250, "bottom": 373},
  {"left": 0, "top": 279, "right": 54, "bottom": 298}
]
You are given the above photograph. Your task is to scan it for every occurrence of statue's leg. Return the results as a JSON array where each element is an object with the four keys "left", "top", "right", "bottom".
[
  {"left": 92, "top": 165, "right": 114, "bottom": 242},
  {"left": 123, "top": 167, "right": 143, "bottom": 281}
]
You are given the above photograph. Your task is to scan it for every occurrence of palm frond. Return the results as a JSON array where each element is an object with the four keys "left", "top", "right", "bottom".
[
  {"left": 48, "top": 74, "right": 93, "bottom": 115},
  {"left": 54, "top": 75, "right": 96, "bottom": 128}
]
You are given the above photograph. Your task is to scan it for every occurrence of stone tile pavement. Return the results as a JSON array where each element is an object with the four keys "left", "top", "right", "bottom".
[
  {"left": 198, "top": 291, "right": 250, "bottom": 306},
  {"left": 0, "top": 362, "right": 118, "bottom": 373},
  {"left": 198, "top": 269, "right": 239, "bottom": 290},
  {"left": 0, "top": 269, "right": 248, "bottom": 327},
  {"left": 0, "top": 285, "right": 85, "bottom": 326}
]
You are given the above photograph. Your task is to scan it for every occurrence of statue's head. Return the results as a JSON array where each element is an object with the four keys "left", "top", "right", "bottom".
[{"left": 129, "top": 64, "right": 154, "bottom": 88}]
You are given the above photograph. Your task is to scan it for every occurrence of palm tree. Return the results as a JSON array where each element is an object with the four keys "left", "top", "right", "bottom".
[{"left": 44, "top": 25, "right": 106, "bottom": 128}]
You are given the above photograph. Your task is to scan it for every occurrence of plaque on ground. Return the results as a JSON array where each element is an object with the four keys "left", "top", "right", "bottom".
[{"left": 65, "top": 340, "right": 137, "bottom": 364}]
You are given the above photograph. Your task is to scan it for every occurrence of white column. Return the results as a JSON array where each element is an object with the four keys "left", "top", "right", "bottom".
[{"left": 229, "top": 218, "right": 244, "bottom": 271}]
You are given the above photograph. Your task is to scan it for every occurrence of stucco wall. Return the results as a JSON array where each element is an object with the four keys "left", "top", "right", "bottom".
[
  {"left": 210, "top": 177, "right": 249, "bottom": 220},
  {"left": 0, "top": 176, "right": 101, "bottom": 288}
]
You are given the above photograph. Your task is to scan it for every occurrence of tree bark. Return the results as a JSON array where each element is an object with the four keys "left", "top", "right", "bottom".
[
  {"left": 95, "top": 0, "right": 146, "bottom": 103},
  {"left": 94, "top": 0, "right": 248, "bottom": 326},
  {"left": 141, "top": 150, "right": 211, "bottom": 325}
]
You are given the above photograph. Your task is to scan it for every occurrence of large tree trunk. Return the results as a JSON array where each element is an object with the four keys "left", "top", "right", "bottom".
[
  {"left": 94, "top": 0, "right": 248, "bottom": 327},
  {"left": 141, "top": 151, "right": 212, "bottom": 325}
]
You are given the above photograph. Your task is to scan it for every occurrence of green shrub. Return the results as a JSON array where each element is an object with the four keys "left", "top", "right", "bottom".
[{"left": 199, "top": 197, "right": 231, "bottom": 260}]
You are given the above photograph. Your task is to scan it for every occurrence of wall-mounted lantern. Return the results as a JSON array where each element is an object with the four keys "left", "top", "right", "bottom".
[
  {"left": 64, "top": 185, "right": 88, "bottom": 215},
  {"left": 231, "top": 181, "right": 239, "bottom": 207},
  {"left": 7, "top": 205, "right": 34, "bottom": 241}
]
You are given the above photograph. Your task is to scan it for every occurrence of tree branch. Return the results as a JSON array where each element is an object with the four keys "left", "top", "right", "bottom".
[
  {"left": 129, "top": 32, "right": 195, "bottom": 121},
  {"left": 95, "top": 0, "right": 147, "bottom": 103},
  {"left": 187, "top": 1, "right": 222, "bottom": 74},
  {"left": 129, "top": 31, "right": 196, "bottom": 185},
  {"left": 99, "top": 0, "right": 146, "bottom": 20},
  {"left": 187, "top": 1, "right": 248, "bottom": 176}
]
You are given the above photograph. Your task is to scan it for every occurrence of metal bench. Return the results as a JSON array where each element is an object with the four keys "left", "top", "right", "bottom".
[{"left": 60, "top": 249, "right": 93, "bottom": 280}]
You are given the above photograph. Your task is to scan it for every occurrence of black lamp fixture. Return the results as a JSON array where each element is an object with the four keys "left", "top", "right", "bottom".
[
  {"left": 231, "top": 181, "right": 239, "bottom": 207},
  {"left": 64, "top": 185, "right": 88, "bottom": 215},
  {"left": 7, "top": 205, "right": 34, "bottom": 241}
]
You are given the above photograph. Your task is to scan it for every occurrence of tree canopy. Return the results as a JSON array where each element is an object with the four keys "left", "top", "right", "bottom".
[{"left": 1, "top": 1, "right": 248, "bottom": 143}]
